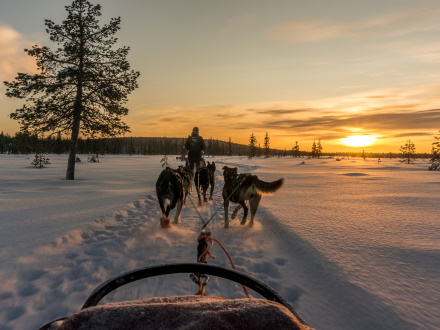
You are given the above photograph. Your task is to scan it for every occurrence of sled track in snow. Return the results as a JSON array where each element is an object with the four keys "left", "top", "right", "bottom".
[{"left": 0, "top": 166, "right": 299, "bottom": 329}]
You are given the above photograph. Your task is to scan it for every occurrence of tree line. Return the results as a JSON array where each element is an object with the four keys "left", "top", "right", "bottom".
[
  {"left": 0, "top": 132, "right": 253, "bottom": 156},
  {"left": 1, "top": 131, "right": 437, "bottom": 160},
  {"left": 248, "top": 132, "right": 437, "bottom": 161}
]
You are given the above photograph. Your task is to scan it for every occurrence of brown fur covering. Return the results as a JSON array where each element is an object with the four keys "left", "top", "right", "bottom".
[{"left": 41, "top": 296, "right": 310, "bottom": 330}]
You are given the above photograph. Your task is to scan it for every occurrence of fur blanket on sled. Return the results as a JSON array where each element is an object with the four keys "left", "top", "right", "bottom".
[{"left": 41, "top": 295, "right": 311, "bottom": 330}]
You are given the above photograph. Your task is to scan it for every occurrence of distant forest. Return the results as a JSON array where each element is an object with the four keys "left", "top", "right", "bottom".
[{"left": 0, "top": 131, "right": 432, "bottom": 159}]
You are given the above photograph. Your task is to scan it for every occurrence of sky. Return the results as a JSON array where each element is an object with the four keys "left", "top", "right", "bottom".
[{"left": 1, "top": 0, "right": 440, "bottom": 152}]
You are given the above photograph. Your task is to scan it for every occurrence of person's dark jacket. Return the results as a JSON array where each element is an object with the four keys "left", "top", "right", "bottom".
[{"left": 185, "top": 133, "right": 205, "bottom": 161}]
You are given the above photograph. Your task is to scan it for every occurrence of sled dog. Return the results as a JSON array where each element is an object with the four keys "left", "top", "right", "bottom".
[
  {"left": 194, "top": 161, "right": 216, "bottom": 206},
  {"left": 222, "top": 166, "right": 284, "bottom": 228},
  {"left": 178, "top": 165, "right": 194, "bottom": 204},
  {"left": 156, "top": 166, "right": 191, "bottom": 227}
]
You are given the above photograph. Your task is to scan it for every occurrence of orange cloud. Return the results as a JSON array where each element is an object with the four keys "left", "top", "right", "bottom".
[{"left": 0, "top": 25, "right": 37, "bottom": 80}]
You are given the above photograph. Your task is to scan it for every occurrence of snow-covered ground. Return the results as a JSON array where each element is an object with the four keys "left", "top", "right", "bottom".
[{"left": 0, "top": 154, "right": 438, "bottom": 330}]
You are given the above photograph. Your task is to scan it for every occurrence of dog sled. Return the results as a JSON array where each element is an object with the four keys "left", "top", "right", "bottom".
[{"left": 39, "top": 234, "right": 311, "bottom": 330}]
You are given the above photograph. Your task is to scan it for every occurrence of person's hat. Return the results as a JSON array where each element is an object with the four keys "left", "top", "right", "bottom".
[{"left": 193, "top": 127, "right": 199, "bottom": 132}]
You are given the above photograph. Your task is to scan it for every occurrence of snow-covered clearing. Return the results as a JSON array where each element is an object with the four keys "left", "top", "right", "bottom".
[{"left": 0, "top": 154, "right": 438, "bottom": 329}]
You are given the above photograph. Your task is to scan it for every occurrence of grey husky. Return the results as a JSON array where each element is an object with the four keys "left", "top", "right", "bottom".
[{"left": 222, "top": 166, "right": 284, "bottom": 228}]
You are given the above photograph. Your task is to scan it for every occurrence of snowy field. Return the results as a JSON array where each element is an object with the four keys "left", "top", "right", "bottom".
[{"left": 0, "top": 154, "right": 439, "bottom": 329}]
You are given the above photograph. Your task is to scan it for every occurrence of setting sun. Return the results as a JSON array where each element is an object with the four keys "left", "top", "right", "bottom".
[{"left": 340, "top": 135, "right": 377, "bottom": 147}]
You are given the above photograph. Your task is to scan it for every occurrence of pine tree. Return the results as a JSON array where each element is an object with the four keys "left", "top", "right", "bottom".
[
  {"left": 228, "top": 137, "right": 232, "bottom": 156},
  {"left": 400, "top": 139, "right": 416, "bottom": 164},
  {"left": 4, "top": 0, "right": 139, "bottom": 180},
  {"left": 249, "top": 133, "right": 257, "bottom": 158},
  {"left": 316, "top": 139, "right": 323, "bottom": 158},
  {"left": 431, "top": 130, "right": 440, "bottom": 162},
  {"left": 292, "top": 141, "right": 300, "bottom": 157},
  {"left": 263, "top": 132, "right": 270, "bottom": 158},
  {"left": 311, "top": 140, "right": 317, "bottom": 158}
]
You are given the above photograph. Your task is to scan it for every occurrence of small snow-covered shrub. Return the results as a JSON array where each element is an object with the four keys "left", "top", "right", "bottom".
[{"left": 31, "top": 154, "right": 51, "bottom": 168}]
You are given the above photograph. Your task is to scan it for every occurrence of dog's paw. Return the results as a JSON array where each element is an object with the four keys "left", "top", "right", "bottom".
[
  {"left": 240, "top": 220, "right": 247, "bottom": 225},
  {"left": 160, "top": 216, "right": 171, "bottom": 228},
  {"left": 173, "top": 218, "right": 181, "bottom": 224},
  {"left": 209, "top": 196, "right": 213, "bottom": 200},
  {"left": 224, "top": 223, "right": 230, "bottom": 228}
]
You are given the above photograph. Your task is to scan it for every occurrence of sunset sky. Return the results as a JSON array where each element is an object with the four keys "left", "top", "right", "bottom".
[{"left": 1, "top": 0, "right": 440, "bottom": 152}]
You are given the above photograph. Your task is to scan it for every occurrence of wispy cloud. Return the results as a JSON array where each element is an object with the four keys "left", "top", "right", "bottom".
[
  {"left": 265, "top": 18, "right": 350, "bottom": 44},
  {"left": 127, "top": 84, "right": 440, "bottom": 151},
  {"left": 0, "top": 25, "right": 37, "bottom": 80},
  {"left": 248, "top": 108, "right": 315, "bottom": 115},
  {"left": 267, "top": 109, "right": 440, "bottom": 133},
  {"left": 265, "top": 5, "right": 440, "bottom": 44}
]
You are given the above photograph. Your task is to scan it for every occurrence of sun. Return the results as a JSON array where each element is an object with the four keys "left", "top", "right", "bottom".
[{"left": 340, "top": 135, "right": 377, "bottom": 147}]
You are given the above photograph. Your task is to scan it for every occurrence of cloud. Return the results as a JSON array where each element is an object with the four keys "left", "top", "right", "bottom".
[
  {"left": 157, "top": 116, "right": 186, "bottom": 122},
  {"left": 265, "top": 18, "right": 350, "bottom": 44},
  {"left": 0, "top": 25, "right": 37, "bottom": 80},
  {"left": 249, "top": 108, "right": 316, "bottom": 115},
  {"left": 390, "top": 132, "right": 433, "bottom": 138},
  {"left": 215, "top": 113, "right": 247, "bottom": 119},
  {"left": 127, "top": 84, "right": 440, "bottom": 151},
  {"left": 264, "top": 5, "right": 440, "bottom": 44},
  {"left": 267, "top": 109, "right": 440, "bottom": 135},
  {"left": 366, "top": 95, "right": 399, "bottom": 99}
]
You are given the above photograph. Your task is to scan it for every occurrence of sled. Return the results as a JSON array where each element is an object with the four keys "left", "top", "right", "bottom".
[{"left": 39, "top": 262, "right": 310, "bottom": 329}]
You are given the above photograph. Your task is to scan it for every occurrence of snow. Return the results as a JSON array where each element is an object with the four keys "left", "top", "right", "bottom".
[{"left": 0, "top": 154, "right": 439, "bottom": 330}]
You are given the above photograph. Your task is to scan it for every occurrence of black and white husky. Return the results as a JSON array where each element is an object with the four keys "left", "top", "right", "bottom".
[
  {"left": 222, "top": 166, "right": 284, "bottom": 228},
  {"left": 156, "top": 166, "right": 192, "bottom": 227}
]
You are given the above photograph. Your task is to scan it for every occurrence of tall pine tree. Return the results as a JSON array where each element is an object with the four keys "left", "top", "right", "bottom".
[
  {"left": 316, "top": 139, "right": 323, "bottom": 158},
  {"left": 311, "top": 140, "right": 317, "bottom": 158},
  {"left": 292, "top": 141, "right": 300, "bottom": 157},
  {"left": 263, "top": 132, "right": 270, "bottom": 158},
  {"left": 431, "top": 130, "right": 440, "bottom": 162},
  {"left": 249, "top": 133, "right": 258, "bottom": 158},
  {"left": 4, "top": 0, "right": 139, "bottom": 179}
]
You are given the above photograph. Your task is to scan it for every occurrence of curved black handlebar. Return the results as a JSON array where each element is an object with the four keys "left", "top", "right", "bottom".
[{"left": 81, "top": 262, "right": 308, "bottom": 326}]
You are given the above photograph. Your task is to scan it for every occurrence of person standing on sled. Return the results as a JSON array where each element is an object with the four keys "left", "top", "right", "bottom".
[{"left": 185, "top": 127, "right": 205, "bottom": 172}]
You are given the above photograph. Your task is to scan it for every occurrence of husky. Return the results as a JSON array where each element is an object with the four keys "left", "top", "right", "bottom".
[
  {"left": 156, "top": 167, "right": 191, "bottom": 227},
  {"left": 178, "top": 165, "right": 194, "bottom": 204},
  {"left": 222, "top": 166, "right": 284, "bottom": 228},
  {"left": 194, "top": 161, "right": 216, "bottom": 206}
]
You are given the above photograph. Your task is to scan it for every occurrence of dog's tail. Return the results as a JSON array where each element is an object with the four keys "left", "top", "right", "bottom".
[{"left": 252, "top": 177, "right": 284, "bottom": 195}]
